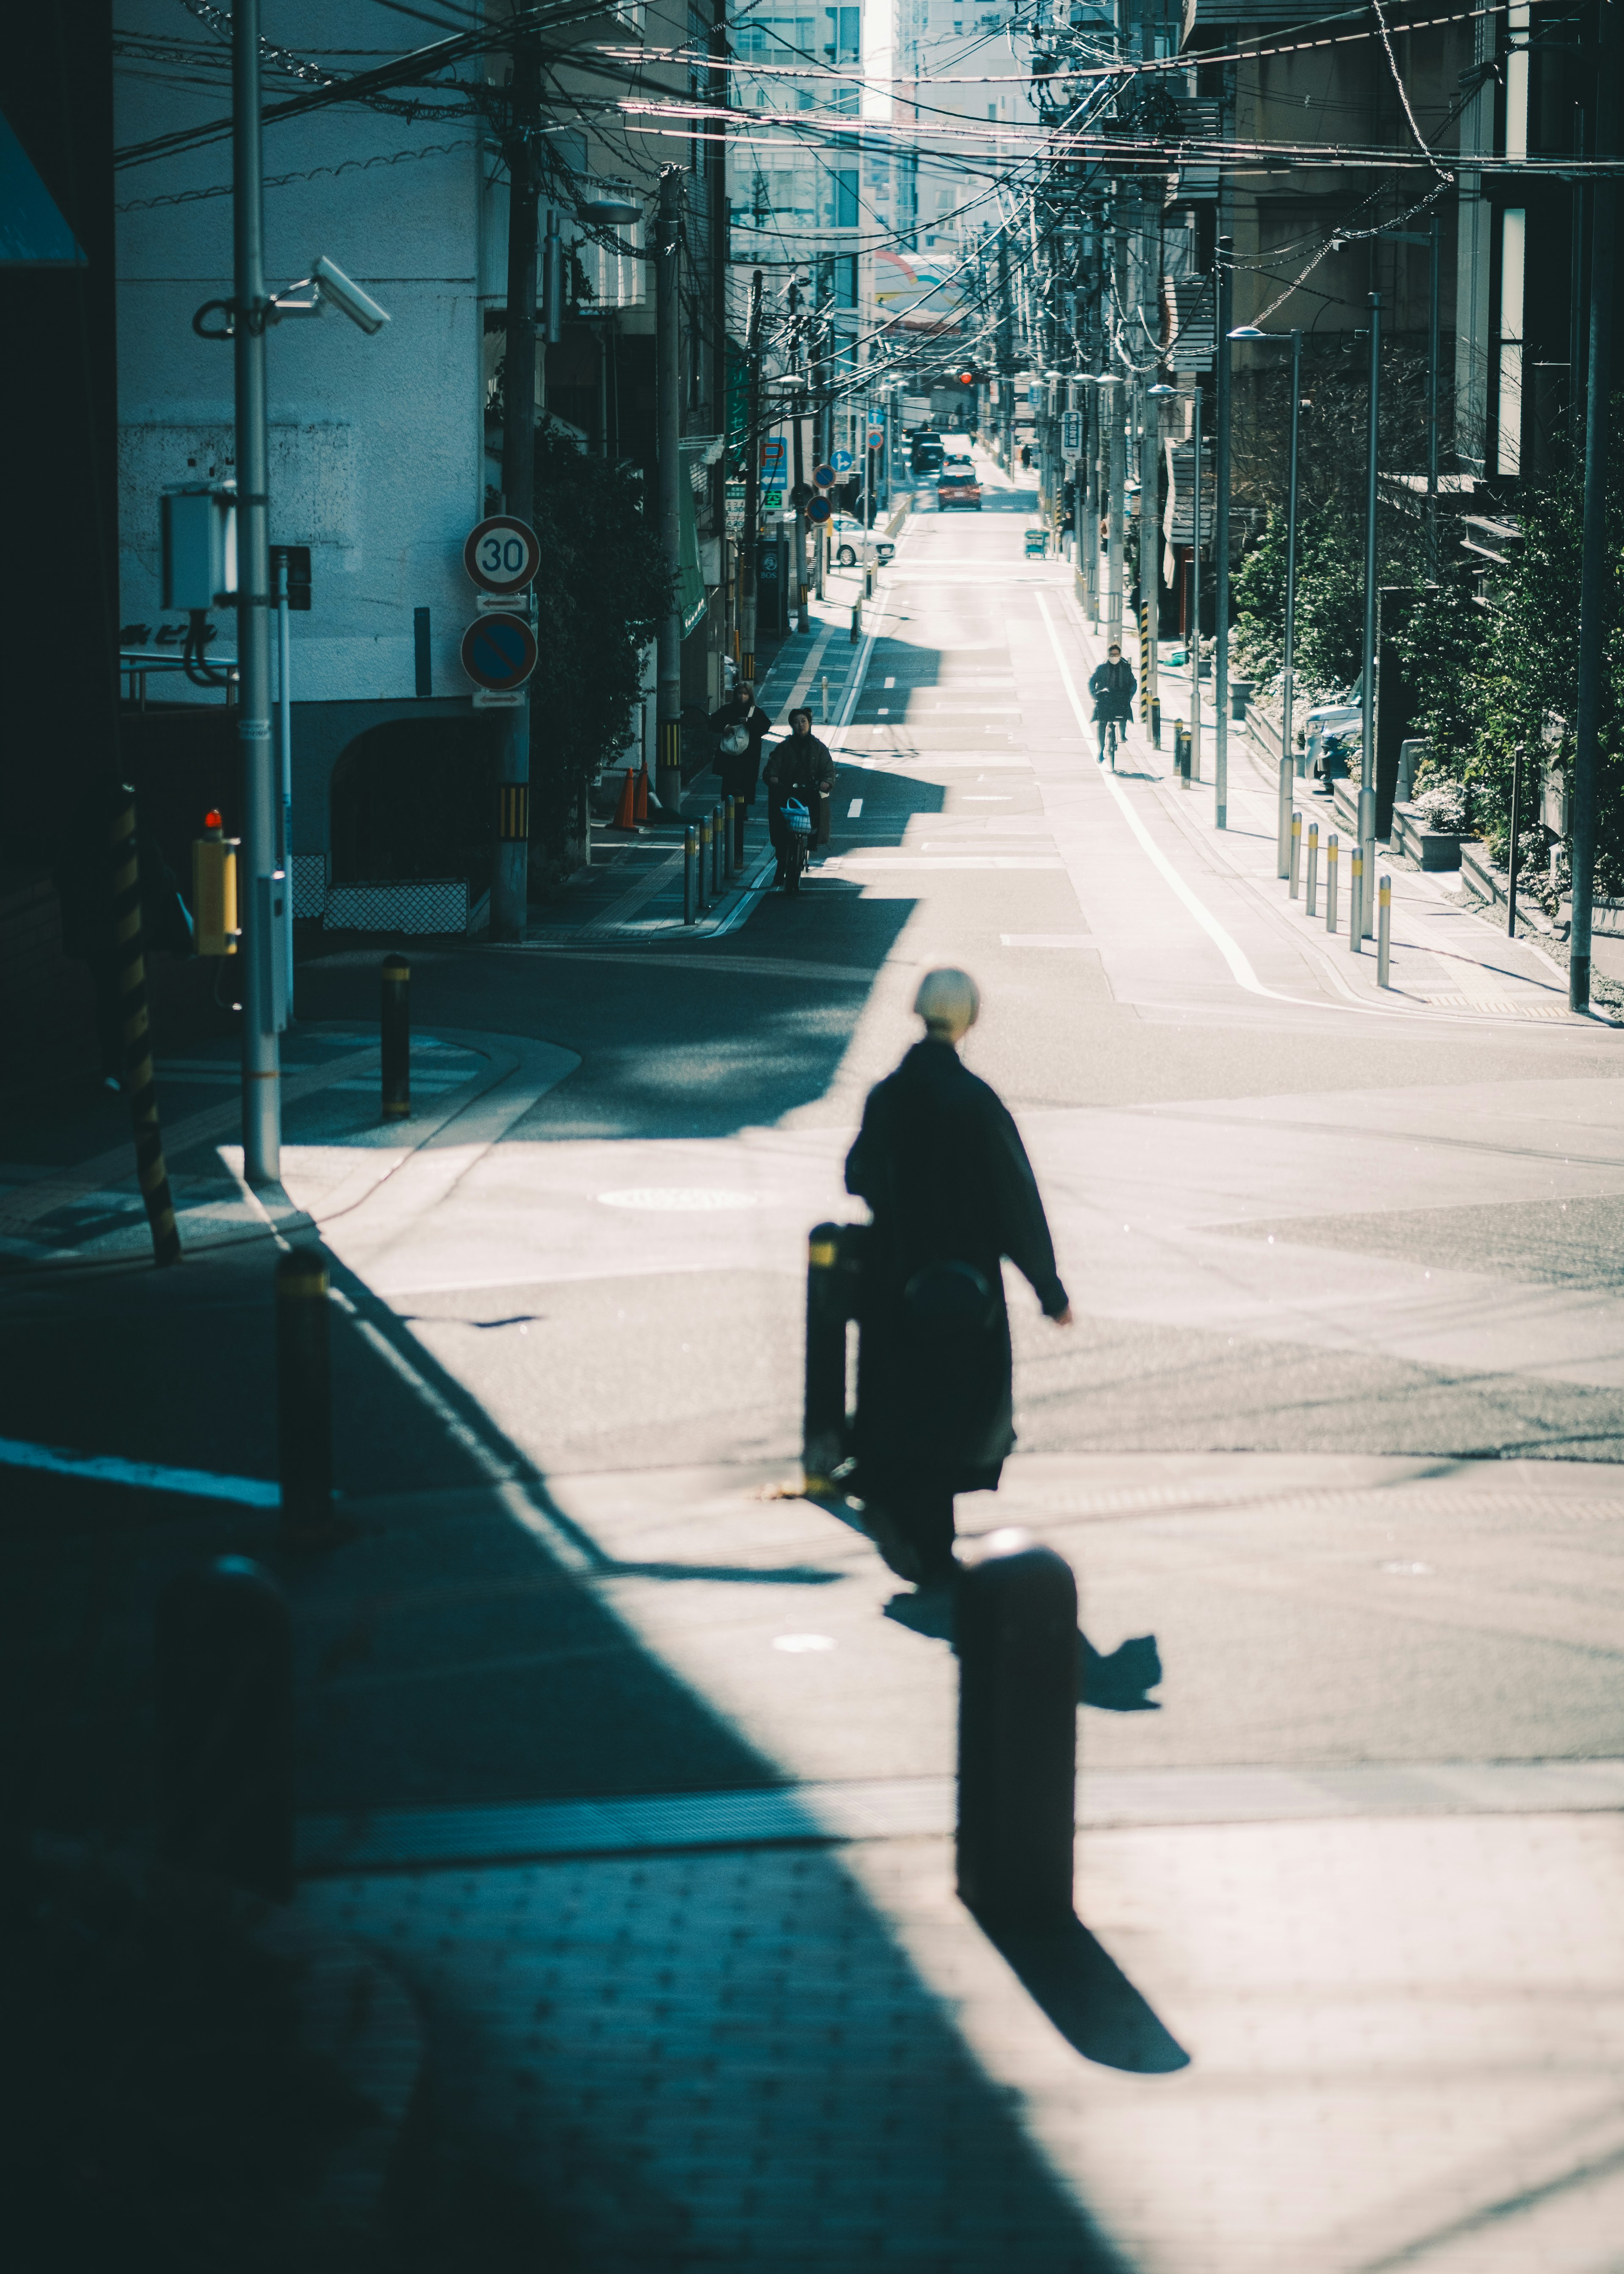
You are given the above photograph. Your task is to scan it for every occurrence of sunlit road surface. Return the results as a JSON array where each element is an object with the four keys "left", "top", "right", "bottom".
[{"left": 289, "top": 466, "right": 1624, "bottom": 2271}]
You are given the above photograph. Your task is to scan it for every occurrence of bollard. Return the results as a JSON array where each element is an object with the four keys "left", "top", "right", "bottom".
[
  {"left": 803, "top": 1222, "right": 863, "bottom": 1491},
  {"left": 1151, "top": 695, "right": 1161, "bottom": 749},
  {"left": 820, "top": 673, "right": 828, "bottom": 724},
  {"left": 1289, "top": 811, "right": 1302, "bottom": 898},
  {"left": 697, "top": 815, "right": 710, "bottom": 912},
  {"left": 957, "top": 1530, "right": 1078, "bottom": 1930},
  {"left": 156, "top": 1556, "right": 294, "bottom": 1901},
  {"left": 1507, "top": 742, "right": 1524, "bottom": 938},
  {"left": 1325, "top": 832, "right": 1339, "bottom": 933},
  {"left": 722, "top": 796, "right": 736, "bottom": 882},
  {"left": 277, "top": 1248, "right": 334, "bottom": 1543},
  {"left": 1377, "top": 871, "right": 1391, "bottom": 986},
  {"left": 733, "top": 795, "right": 746, "bottom": 869},
  {"left": 712, "top": 802, "right": 724, "bottom": 893},
  {"left": 1305, "top": 821, "right": 1319, "bottom": 917},
  {"left": 864, "top": 562, "right": 874, "bottom": 599},
  {"left": 1349, "top": 848, "right": 1363, "bottom": 953},
  {"left": 684, "top": 827, "right": 697, "bottom": 923},
  {"left": 381, "top": 952, "right": 410, "bottom": 1121},
  {"left": 850, "top": 601, "right": 861, "bottom": 643}
]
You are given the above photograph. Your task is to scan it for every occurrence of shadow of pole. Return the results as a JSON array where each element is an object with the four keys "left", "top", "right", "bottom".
[{"left": 986, "top": 1915, "right": 1191, "bottom": 2074}]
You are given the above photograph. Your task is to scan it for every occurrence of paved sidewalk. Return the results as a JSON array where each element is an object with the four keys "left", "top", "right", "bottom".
[
  {"left": 1130, "top": 642, "right": 1585, "bottom": 1030},
  {"left": 287, "top": 1449, "right": 1624, "bottom": 2272}
]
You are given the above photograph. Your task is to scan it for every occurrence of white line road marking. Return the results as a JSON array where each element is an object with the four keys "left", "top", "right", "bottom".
[
  {"left": 0, "top": 1433, "right": 280, "bottom": 1507},
  {"left": 848, "top": 798, "right": 864, "bottom": 817}
]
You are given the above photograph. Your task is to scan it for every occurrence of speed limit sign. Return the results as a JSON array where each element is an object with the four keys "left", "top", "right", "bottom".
[{"left": 463, "top": 514, "right": 541, "bottom": 595}]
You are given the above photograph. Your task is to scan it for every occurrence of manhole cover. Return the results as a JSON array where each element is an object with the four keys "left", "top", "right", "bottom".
[{"left": 597, "top": 1188, "right": 758, "bottom": 1212}]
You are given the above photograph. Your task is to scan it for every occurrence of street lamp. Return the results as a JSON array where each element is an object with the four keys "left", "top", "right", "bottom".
[
  {"left": 1230, "top": 322, "right": 1303, "bottom": 880},
  {"left": 1149, "top": 381, "right": 1203, "bottom": 776}
]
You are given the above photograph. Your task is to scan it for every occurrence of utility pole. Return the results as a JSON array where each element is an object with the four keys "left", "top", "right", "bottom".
[
  {"left": 1426, "top": 211, "right": 1441, "bottom": 580},
  {"left": 1569, "top": 44, "right": 1618, "bottom": 1014},
  {"left": 740, "top": 266, "right": 764, "bottom": 680},
  {"left": 1213, "top": 237, "right": 1233, "bottom": 831},
  {"left": 789, "top": 280, "right": 810, "bottom": 634},
  {"left": 1189, "top": 382, "right": 1203, "bottom": 780},
  {"left": 1106, "top": 375, "right": 1125, "bottom": 651},
  {"left": 655, "top": 165, "right": 685, "bottom": 813},
  {"left": 1359, "top": 290, "right": 1382, "bottom": 938},
  {"left": 233, "top": 0, "right": 279, "bottom": 1181},
  {"left": 492, "top": 22, "right": 540, "bottom": 939},
  {"left": 997, "top": 228, "right": 1015, "bottom": 467}
]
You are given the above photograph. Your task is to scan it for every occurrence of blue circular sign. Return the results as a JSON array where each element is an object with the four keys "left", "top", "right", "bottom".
[
  {"left": 814, "top": 464, "right": 836, "bottom": 487},
  {"left": 831, "top": 449, "right": 854, "bottom": 472},
  {"left": 807, "top": 495, "right": 832, "bottom": 523},
  {"left": 461, "top": 611, "right": 538, "bottom": 692}
]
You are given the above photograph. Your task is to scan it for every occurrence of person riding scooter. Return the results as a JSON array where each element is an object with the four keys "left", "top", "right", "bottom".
[{"left": 763, "top": 708, "right": 835, "bottom": 890}]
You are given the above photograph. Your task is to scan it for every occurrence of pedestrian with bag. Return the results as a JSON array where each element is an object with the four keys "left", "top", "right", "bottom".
[
  {"left": 708, "top": 681, "right": 773, "bottom": 807},
  {"left": 843, "top": 968, "right": 1071, "bottom": 1589}
]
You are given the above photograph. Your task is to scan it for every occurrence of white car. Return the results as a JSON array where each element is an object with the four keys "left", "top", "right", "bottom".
[{"left": 823, "top": 511, "right": 895, "bottom": 569}]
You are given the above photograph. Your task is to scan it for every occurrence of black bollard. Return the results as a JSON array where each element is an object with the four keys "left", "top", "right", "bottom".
[
  {"left": 803, "top": 1221, "right": 864, "bottom": 1492},
  {"left": 381, "top": 951, "right": 410, "bottom": 1121},
  {"left": 957, "top": 1530, "right": 1078, "bottom": 1930},
  {"left": 156, "top": 1556, "right": 294, "bottom": 1901},
  {"left": 684, "top": 826, "right": 697, "bottom": 924},
  {"left": 277, "top": 1248, "right": 333, "bottom": 1542},
  {"left": 697, "top": 814, "right": 710, "bottom": 913},
  {"left": 712, "top": 802, "right": 724, "bottom": 894},
  {"left": 733, "top": 795, "right": 746, "bottom": 869},
  {"left": 1151, "top": 695, "right": 1161, "bottom": 749}
]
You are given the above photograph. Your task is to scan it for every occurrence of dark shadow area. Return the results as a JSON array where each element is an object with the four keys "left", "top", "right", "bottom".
[
  {"left": 0, "top": 1229, "right": 1142, "bottom": 2269},
  {"left": 882, "top": 1590, "right": 1163, "bottom": 1712},
  {"left": 330, "top": 717, "right": 494, "bottom": 887},
  {"left": 987, "top": 1915, "right": 1191, "bottom": 2075}
]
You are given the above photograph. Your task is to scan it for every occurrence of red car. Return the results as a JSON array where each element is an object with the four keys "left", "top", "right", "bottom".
[{"left": 936, "top": 465, "right": 982, "bottom": 511}]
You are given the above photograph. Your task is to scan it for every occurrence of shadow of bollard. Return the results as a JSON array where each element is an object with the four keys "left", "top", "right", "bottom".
[
  {"left": 957, "top": 1528, "right": 1077, "bottom": 1931},
  {"left": 993, "top": 1919, "right": 1191, "bottom": 2074},
  {"left": 156, "top": 1556, "right": 294, "bottom": 1901}
]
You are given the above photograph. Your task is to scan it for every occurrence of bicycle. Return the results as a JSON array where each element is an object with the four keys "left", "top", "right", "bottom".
[
  {"left": 780, "top": 797, "right": 812, "bottom": 895},
  {"left": 1100, "top": 717, "right": 1121, "bottom": 772}
]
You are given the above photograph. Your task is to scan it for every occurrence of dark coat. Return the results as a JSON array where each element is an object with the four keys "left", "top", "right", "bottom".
[
  {"left": 708, "top": 695, "right": 773, "bottom": 799},
  {"left": 1088, "top": 657, "right": 1136, "bottom": 722},
  {"left": 845, "top": 1039, "right": 1068, "bottom": 1494}
]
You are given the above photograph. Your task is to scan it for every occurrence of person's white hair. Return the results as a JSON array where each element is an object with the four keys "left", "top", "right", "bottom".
[{"left": 913, "top": 966, "right": 980, "bottom": 1038}]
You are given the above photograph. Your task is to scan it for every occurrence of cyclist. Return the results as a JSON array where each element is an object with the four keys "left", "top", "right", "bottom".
[
  {"left": 1087, "top": 642, "right": 1136, "bottom": 768},
  {"left": 763, "top": 707, "right": 835, "bottom": 891}
]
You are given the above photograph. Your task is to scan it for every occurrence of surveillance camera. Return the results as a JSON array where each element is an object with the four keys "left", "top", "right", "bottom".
[{"left": 311, "top": 255, "right": 390, "bottom": 336}]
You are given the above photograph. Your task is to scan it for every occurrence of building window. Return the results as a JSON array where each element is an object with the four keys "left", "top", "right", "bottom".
[{"left": 1497, "top": 206, "right": 1525, "bottom": 476}]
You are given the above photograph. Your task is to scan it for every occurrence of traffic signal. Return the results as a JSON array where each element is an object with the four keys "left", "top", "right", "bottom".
[{"left": 955, "top": 367, "right": 979, "bottom": 388}]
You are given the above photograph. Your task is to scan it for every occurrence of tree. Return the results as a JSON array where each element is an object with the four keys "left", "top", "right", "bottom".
[
  {"left": 1391, "top": 409, "right": 1624, "bottom": 890},
  {"left": 524, "top": 426, "right": 672, "bottom": 876}
]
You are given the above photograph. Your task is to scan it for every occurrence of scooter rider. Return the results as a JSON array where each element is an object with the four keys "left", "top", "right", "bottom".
[
  {"left": 1088, "top": 643, "right": 1136, "bottom": 764},
  {"left": 763, "top": 707, "right": 836, "bottom": 889}
]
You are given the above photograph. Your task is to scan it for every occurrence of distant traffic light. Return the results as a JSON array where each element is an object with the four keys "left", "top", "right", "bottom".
[{"left": 956, "top": 367, "right": 978, "bottom": 387}]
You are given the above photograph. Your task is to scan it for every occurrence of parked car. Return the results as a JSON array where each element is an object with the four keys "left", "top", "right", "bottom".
[
  {"left": 936, "top": 464, "right": 982, "bottom": 511},
  {"left": 828, "top": 512, "right": 894, "bottom": 568},
  {"left": 911, "top": 436, "right": 945, "bottom": 475}
]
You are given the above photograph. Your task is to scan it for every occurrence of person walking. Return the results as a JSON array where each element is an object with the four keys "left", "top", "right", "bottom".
[
  {"left": 763, "top": 707, "right": 835, "bottom": 889},
  {"left": 1087, "top": 642, "right": 1136, "bottom": 766},
  {"left": 843, "top": 967, "right": 1071, "bottom": 1589},
  {"left": 707, "top": 680, "right": 773, "bottom": 807}
]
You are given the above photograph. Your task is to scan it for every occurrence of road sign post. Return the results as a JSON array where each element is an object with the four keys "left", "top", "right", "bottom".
[{"left": 461, "top": 611, "right": 538, "bottom": 707}]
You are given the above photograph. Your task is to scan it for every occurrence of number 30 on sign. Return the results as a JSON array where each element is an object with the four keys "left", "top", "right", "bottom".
[{"left": 463, "top": 515, "right": 541, "bottom": 594}]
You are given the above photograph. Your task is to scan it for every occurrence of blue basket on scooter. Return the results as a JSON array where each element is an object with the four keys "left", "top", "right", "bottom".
[{"left": 783, "top": 798, "right": 812, "bottom": 837}]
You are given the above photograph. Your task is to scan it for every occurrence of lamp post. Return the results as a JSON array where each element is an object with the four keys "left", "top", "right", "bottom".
[
  {"left": 1359, "top": 291, "right": 1381, "bottom": 938},
  {"left": 1147, "top": 380, "right": 1177, "bottom": 746},
  {"left": 1230, "top": 323, "right": 1303, "bottom": 879}
]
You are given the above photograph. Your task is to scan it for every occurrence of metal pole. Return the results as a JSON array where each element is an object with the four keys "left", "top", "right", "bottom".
[
  {"left": 233, "top": 0, "right": 279, "bottom": 1183},
  {"left": 1508, "top": 742, "right": 1524, "bottom": 936},
  {"left": 1326, "top": 831, "right": 1339, "bottom": 932},
  {"left": 741, "top": 266, "right": 764, "bottom": 676},
  {"left": 1289, "top": 810, "right": 1301, "bottom": 896},
  {"left": 1570, "top": 61, "right": 1616, "bottom": 1015},
  {"left": 1377, "top": 872, "right": 1392, "bottom": 985},
  {"left": 274, "top": 550, "right": 294, "bottom": 1022},
  {"left": 1359, "top": 291, "right": 1382, "bottom": 939},
  {"left": 1305, "top": 819, "right": 1319, "bottom": 917},
  {"left": 656, "top": 168, "right": 686, "bottom": 813},
  {"left": 1279, "top": 328, "right": 1302, "bottom": 873},
  {"left": 493, "top": 27, "right": 539, "bottom": 941},
  {"left": 1426, "top": 215, "right": 1441, "bottom": 581},
  {"left": 1189, "top": 385, "right": 1202, "bottom": 783},
  {"left": 1214, "top": 240, "right": 1233, "bottom": 829}
]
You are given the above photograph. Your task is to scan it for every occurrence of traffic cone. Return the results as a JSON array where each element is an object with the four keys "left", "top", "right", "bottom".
[
  {"left": 611, "top": 765, "right": 636, "bottom": 829},
  {"left": 634, "top": 763, "right": 650, "bottom": 822}
]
